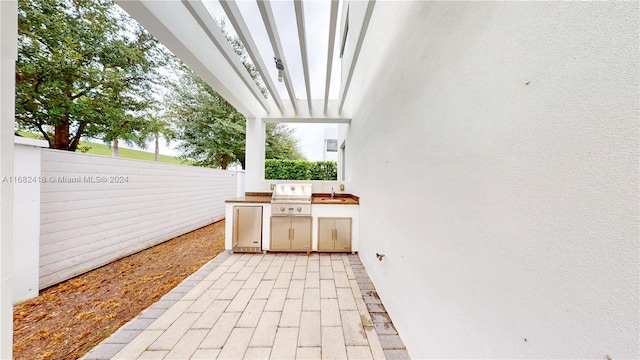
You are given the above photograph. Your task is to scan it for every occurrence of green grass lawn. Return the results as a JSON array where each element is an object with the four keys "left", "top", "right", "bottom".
[{"left": 16, "top": 130, "right": 188, "bottom": 165}]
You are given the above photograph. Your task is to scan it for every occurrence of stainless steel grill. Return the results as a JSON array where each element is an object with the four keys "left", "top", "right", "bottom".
[{"left": 271, "top": 183, "right": 312, "bottom": 216}]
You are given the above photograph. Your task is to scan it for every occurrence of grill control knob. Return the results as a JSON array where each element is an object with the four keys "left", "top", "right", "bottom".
[
  {"left": 280, "top": 207, "right": 285, "bottom": 212},
  {"left": 297, "top": 207, "right": 302, "bottom": 212}
]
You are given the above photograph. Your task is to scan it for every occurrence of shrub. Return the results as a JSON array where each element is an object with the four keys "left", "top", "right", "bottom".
[
  {"left": 265, "top": 159, "right": 337, "bottom": 180},
  {"left": 77, "top": 145, "right": 92, "bottom": 153}
]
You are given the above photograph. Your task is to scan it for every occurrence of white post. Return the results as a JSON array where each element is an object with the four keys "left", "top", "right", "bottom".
[
  {"left": 0, "top": 1, "right": 17, "bottom": 358},
  {"left": 13, "top": 138, "right": 46, "bottom": 304},
  {"left": 245, "top": 117, "right": 265, "bottom": 192},
  {"left": 236, "top": 170, "right": 246, "bottom": 198}
]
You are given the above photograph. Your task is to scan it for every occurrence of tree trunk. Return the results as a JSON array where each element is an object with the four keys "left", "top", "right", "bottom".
[
  {"left": 112, "top": 138, "right": 119, "bottom": 157},
  {"left": 52, "top": 119, "right": 70, "bottom": 150},
  {"left": 69, "top": 122, "right": 87, "bottom": 152},
  {"left": 154, "top": 134, "right": 159, "bottom": 162},
  {"left": 221, "top": 154, "right": 228, "bottom": 170}
]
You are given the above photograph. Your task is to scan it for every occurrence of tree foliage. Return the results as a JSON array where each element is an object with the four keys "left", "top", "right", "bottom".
[
  {"left": 166, "top": 20, "right": 304, "bottom": 169},
  {"left": 167, "top": 65, "right": 246, "bottom": 169},
  {"left": 265, "top": 123, "right": 305, "bottom": 161},
  {"left": 15, "top": 0, "right": 167, "bottom": 151}
]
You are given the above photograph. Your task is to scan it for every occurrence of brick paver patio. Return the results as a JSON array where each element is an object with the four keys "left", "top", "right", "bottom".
[{"left": 83, "top": 252, "right": 409, "bottom": 359}]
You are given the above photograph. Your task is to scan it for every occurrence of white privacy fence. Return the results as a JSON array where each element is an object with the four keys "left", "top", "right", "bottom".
[{"left": 12, "top": 138, "right": 242, "bottom": 303}]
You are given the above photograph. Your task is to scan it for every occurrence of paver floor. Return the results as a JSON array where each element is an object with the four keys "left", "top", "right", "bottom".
[{"left": 83, "top": 252, "right": 409, "bottom": 359}]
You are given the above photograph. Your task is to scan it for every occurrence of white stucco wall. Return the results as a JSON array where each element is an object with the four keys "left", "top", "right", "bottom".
[
  {"left": 344, "top": 2, "right": 639, "bottom": 358},
  {"left": 245, "top": 117, "right": 266, "bottom": 192}
]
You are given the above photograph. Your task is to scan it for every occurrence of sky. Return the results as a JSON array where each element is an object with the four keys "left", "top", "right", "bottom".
[
  {"left": 288, "top": 123, "right": 337, "bottom": 161},
  {"left": 126, "top": 0, "right": 343, "bottom": 162}
]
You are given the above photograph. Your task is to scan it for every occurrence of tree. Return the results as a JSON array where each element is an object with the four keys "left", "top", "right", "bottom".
[
  {"left": 167, "top": 65, "right": 306, "bottom": 169},
  {"left": 102, "top": 111, "right": 149, "bottom": 157},
  {"left": 265, "top": 123, "right": 305, "bottom": 160},
  {"left": 166, "top": 65, "right": 246, "bottom": 169},
  {"left": 145, "top": 115, "right": 175, "bottom": 162},
  {"left": 15, "top": 0, "right": 167, "bottom": 151}
]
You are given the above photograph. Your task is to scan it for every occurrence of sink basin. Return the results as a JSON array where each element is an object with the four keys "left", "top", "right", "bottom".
[{"left": 319, "top": 198, "right": 347, "bottom": 203}]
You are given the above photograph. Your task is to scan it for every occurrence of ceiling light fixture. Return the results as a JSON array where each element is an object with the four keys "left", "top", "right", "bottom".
[{"left": 274, "top": 57, "right": 284, "bottom": 83}]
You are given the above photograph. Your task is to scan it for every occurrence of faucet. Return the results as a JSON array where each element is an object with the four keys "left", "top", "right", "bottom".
[{"left": 331, "top": 187, "right": 335, "bottom": 199}]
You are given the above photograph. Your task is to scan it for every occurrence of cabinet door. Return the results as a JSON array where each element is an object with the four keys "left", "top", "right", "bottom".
[
  {"left": 317, "top": 218, "right": 335, "bottom": 251},
  {"left": 270, "top": 217, "right": 291, "bottom": 250},
  {"left": 334, "top": 218, "right": 352, "bottom": 252},
  {"left": 290, "top": 217, "right": 312, "bottom": 251}
]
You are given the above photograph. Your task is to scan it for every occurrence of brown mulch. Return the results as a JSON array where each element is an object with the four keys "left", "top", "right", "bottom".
[{"left": 13, "top": 220, "right": 226, "bottom": 360}]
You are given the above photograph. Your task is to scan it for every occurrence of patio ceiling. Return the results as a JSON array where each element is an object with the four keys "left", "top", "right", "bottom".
[{"left": 115, "top": 0, "right": 376, "bottom": 123}]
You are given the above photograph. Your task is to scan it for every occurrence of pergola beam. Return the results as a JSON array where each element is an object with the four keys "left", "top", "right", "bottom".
[
  {"left": 294, "top": 0, "right": 312, "bottom": 113},
  {"left": 263, "top": 117, "right": 351, "bottom": 124},
  {"left": 219, "top": 0, "right": 284, "bottom": 114},
  {"left": 338, "top": 0, "right": 376, "bottom": 114},
  {"left": 117, "top": 0, "right": 265, "bottom": 118},
  {"left": 324, "top": 0, "right": 339, "bottom": 114},
  {"left": 257, "top": 0, "right": 299, "bottom": 114},
  {"left": 182, "top": 0, "right": 269, "bottom": 113},
  {"left": 263, "top": 100, "right": 349, "bottom": 121}
]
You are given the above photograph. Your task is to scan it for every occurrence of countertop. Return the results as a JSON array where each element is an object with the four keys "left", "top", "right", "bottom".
[
  {"left": 311, "top": 194, "right": 359, "bottom": 205},
  {"left": 226, "top": 192, "right": 359, "bottom": 205},
  {"left": 225, "top": 193, "right": 271, "bottom": 204}
]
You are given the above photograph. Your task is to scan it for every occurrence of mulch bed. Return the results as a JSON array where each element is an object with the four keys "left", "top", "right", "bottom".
[{"left": 13, "top": 220, "right": 226, "bottom": 360}]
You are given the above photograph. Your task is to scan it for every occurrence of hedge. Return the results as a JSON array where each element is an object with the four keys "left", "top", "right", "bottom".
[{"left": 265, "top": 159, "right": 337, "bottom": 180}]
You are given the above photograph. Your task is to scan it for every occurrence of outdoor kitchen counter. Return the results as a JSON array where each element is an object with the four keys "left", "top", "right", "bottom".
[
  {"left": 225, "top": 192, "right": 271, "bottom": 203},
  {"left": 312, "top": 194, "right": 359, "bottom": 205},
  {"left": 225, "top": 193, "right": 359, "bottom": 205},
  {"left": 224, "top": 191, "right": 360, "bottom": 253}
]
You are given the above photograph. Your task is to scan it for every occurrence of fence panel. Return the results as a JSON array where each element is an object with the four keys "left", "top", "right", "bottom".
[{"left": 39, "top": 150, "right": 237, "bottom": 289}]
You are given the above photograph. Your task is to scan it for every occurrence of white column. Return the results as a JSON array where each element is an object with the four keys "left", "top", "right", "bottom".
[
  {"left": 245, "top": 117, "right": 265, "bottom": 192},
  {"left": 235, "top": 170, "right": 246, "bottom": 198},
  {"left": 13, "top": 138, "right": 46, "bottom": 304},
  {"left": 0, "top": 1, "right": 17, "bottom": 358}
]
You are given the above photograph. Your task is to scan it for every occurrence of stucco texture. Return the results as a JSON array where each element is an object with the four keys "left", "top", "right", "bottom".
[{"left": 345, "top": 2, "right": 638, "bottom": 358}]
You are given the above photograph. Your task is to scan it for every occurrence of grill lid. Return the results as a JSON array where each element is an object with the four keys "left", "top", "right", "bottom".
[{"left": 271, "top": 183, "right": 312, "bottom": 202}]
